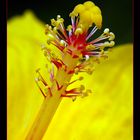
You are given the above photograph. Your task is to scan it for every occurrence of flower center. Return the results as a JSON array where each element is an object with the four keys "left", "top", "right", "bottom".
[
  {"left": 37, "top": 1, "right": 115, "bottom": 100},
  {"left": 45, "top": 1, "right": 115, "bottom": 60}
]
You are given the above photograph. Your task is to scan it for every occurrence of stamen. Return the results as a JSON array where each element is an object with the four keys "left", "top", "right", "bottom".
[
  {"left": 61, "top": 84, "right": 91, "bottom": 101},
  {"left": 55, "top": 80, "right": 63, "bottom": 90},
  {"left": 93, "top": 43, "right": 104, "bottom": 47},
  {"left": 66, "top": 76, "right": 84, "bottom": 86},
  {"left": 36, "top": 68, "right": 48, "bottom": 86},
  {"left": 44, "top": 87, "right": 52, "bottom": 97},
  {"left": 53, "top": 27, "right": 65, "bottom": 41},
  {"left": 51, "top": 15, "right": 68, "bottom": 40},
  {"left": 35, "top": 78, "right": 46, "bottom": 98},
  {"left": 71, "top": 16, "right": 76, "bottom": 32},
  {"left": 75, "top": 27, "right": 83, "bottom": 35},
  {"left": 86, "top": 26, "right": 98, "bottom": 40},
  {"left": 48, "top": 64, "right": 55, "bottom": 82},
  {"left": 65, "top": 85, "right": 85, "bottom": 94},
  {"left": 59, "top": 23, "right": 68, "bottom": 39},
  {"left": 81, "top": 89, "right": 92, "bottom": 98},
  {"left": 109, "top": 32, "right": 115, "bottom": 41},
  {"left": 89, "top": 36, "right": 110, "bottom": 44},
  {"left": 104, "top": 28, "right": 109, "bottom": 33},
  {"left": 60, "top": 40, "right": 67, "bottom": 47},
  {"left": 45, "top": 25, "right": 60, "bottom": 42}
]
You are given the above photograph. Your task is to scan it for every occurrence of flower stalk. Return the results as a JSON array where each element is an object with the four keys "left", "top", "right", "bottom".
[
  {"left": 25, "top": 1, "right": 115, "bottom": 139},
  {"left": 26, "top": 54, "right": 78, "bottom": 140}
]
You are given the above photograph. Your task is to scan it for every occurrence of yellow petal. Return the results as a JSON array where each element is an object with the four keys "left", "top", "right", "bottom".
[
  {"left": 8, "top": 10, "right": 133, "bottom": 140},
  {"left": 7, "top": 10, "right": 46, "bottom": 140}
]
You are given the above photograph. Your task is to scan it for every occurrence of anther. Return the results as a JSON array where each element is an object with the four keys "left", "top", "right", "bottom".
[
  {"left": 80, "top": 85, "right": 85, "bottom": 91},
  {"left": 87, "top": 68, "right": 94, "bottom": 75},
  {"left": 74, "top": 67, "right": 79, "bottom": 74},
  {"left": 66, "top": 76, "right": 84, "bottom": 86},
  {"left": 110, "top": 41, "right": 115, "bottom": 46},
  {"left": 57, "top": 15, "right": 61, "bottom": 19},
  {"left": 104, "top": 28, "right": 109, "bottom": 33},
  {"left": 75, "top": 27, "right": 83, "bottom": 35},
  {"left": 79, "top": 76, "right": 84, "bottom": 80},
  {"left": 60, "top": 40, "right": 67, "bottom": 47},
  {"left": 41, "top": 44, "right": 46, "bottom": 50},
  {"left": 109, "top": 32, "right": 115, "bottom": 41}
]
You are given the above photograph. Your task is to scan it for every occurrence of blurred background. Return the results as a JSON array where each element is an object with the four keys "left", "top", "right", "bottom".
[{"left": 8, "top": 0, "right": 132, "bottom": 45}]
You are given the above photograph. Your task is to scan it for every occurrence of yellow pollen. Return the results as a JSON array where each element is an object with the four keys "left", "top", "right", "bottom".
[
  {"left": 75, "top": 27, "right": 83, "bottom": 35},
  {"left": 80, "top": 85, "right": 85, "bottom": 91},
  {"left": 67, "top": 25, "right": 72, "bottom": 31},
  {"left": 79, "top": 77, "right": 84, "bottom": 80},
  {"left": 70, "top": 1, "right": 102, "bottom": 32},
  {"left": 109, "top": 32, "right": 115, "bottom": 41},
  {"left": 51, "top": 18, "right": 64, "bottom": 28}
]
